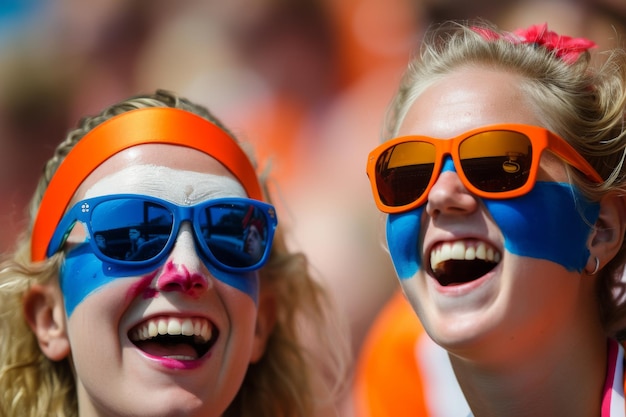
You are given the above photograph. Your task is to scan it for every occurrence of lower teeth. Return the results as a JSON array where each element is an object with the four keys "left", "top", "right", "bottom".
[{"left": 163, "top": 354, "right": 196, "bottom": 360}]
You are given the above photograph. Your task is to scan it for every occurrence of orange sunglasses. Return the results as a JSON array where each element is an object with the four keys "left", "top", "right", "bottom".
[{"left": 366, "top": 124, "right": 603, "bottom": 214}]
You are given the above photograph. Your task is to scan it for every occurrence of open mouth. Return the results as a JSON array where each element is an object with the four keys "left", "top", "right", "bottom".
[
  {"left": 129, "top": 316, "right": 218, "bottom": 360},
  {"left": 429, "top": 240, "right": 501, "bottom": 286}
]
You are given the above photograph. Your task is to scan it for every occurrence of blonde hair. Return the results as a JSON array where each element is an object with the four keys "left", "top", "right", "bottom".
[
  {"left": 0, "top": 90, "right": 349, "bottom": 417},
  {"left": 383, "top": 21, "right": 626, "bottom": 335}
]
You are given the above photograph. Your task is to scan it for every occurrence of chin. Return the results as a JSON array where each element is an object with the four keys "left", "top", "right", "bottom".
[{"left": 120, "top": 393, "right": 219, "bottom": 417}]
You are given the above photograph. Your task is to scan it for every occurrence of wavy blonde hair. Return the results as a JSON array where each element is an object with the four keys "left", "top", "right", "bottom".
[
  {"left": 0, "top": 90, "right": 349, "bottom": 417},
  {"left": 383, "top": 20, "right": 626, "bottom": 335}
]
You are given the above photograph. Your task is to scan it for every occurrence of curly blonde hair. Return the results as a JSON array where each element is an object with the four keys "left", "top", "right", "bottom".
[
  {"left": 0, "top": 90, "right": 349, "bottom": 417},
  {"left": 383, "top": 20, "right": 626, "bottom": 336}
]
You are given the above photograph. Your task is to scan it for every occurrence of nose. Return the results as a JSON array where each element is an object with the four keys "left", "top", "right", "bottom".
[
  {"left": 156, "top": 223, "right": 210, "bottom": 297},
  {"left": 425, "top": 157, "right": 479, "bottom": 218}
]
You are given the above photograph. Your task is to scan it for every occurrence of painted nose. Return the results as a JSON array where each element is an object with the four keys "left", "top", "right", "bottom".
[
  {"left": 156, "top": 223, "right": 210, "bottom": 297},
  {"left": 425, "top": 156, "right": 478, "bottom": 217}
]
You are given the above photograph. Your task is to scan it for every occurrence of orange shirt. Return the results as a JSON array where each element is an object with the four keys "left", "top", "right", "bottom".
[
  {"left": 353, "top": 290, "right": 469, "bottom": 417},
  {"left": 353, "top": 290, "right": 626, "bottom": 417}
]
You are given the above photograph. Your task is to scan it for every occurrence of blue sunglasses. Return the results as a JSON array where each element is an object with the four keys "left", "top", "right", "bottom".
[{"left": 47, "top": 194, "right": 278, "bottom": 273}]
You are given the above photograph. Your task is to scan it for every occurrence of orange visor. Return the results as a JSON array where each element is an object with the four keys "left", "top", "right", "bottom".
[{"left": 31, "top": 107, "right": 262, "bottom": 262}]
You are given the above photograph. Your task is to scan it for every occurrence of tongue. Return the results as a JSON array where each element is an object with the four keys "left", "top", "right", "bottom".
[{"left": 135, "top": 340, "right": 198, "bottom": 360}]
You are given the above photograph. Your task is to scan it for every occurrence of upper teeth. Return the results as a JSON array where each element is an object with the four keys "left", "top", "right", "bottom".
[
  {"left": 129, "top": 317, "right": 212, "bottom": 344},
  {"left": 430, "top": 241, "right": 501, "bottom": 270}
]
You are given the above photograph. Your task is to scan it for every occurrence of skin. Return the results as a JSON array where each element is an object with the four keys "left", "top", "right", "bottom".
[
  {"left": 24, "top": 144, "right": 275, "bottom": 417},
  {"left": 391, "top": 67, "right": 625, "bottom": 417}
]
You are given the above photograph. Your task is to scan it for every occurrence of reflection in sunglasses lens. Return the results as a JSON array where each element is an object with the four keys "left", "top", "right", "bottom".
[
  {"left": 459, "top": 132, "right": 532, "bottom": 192},
  {"left": 199, "top": 204, "right": 268, "bottom": 268},
  {"left": 376, "top": 142, "right": 436, "bottom": 207},
  {"left": 89, "top": 199, "right": 269, "bottom": 269},
  {"left": 91, "top": 200, "right": 173, "bottom": 262}
]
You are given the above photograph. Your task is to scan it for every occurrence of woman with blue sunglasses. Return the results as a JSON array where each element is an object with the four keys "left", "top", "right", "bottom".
[
  {"left": 355, "top": 21, "right": 626, "bottom": 417},
  {"left": 0, "top": 90, "right": 348, "bottom": 417}
]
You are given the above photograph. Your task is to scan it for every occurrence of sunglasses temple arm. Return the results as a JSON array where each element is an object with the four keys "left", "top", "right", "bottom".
[{"left": 547, "top": 137, "right": 603, "bottom": 183}]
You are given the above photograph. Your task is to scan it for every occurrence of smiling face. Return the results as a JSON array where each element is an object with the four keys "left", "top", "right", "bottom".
[
  {"left": 52, "top": 144, "right": 270, "bottom": 417},
  {"left": 388, "top": 67, "right": 600, "bottom": 362}
]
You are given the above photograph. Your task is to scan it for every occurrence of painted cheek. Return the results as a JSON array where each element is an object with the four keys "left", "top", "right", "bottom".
[
  {"left": 384, "top": 182, "right": 599, "bottom": 282},
  {"left": 198, "top": 255, "right": 260, "bottom": 304},
  {"left": 60, "top": 244, "right": 118, "bottom": 317},
  {"left": 125, "top": 274, "right": 159, "bottom": 303},
  {"left": 60, "top": 244, "right": 260, "bottom": 317},
  {"left": 485, "top": 181, "right": 599, "bottom": 272},
  {"left": 387, "top": 208, "right": 423, "bottom": 280},
  {"left": 385, "top": 157, "right": 452, "bottom": 280}
]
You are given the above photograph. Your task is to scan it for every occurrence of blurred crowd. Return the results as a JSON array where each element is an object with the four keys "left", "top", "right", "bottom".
[{"left": 0, "top": 0, "right": 624, "bottom": 415}]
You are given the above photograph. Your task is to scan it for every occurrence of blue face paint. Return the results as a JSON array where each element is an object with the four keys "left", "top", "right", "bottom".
[
  {"left": 386, "top": 156, "right": 599, "bottom": 279},
  {"left": 485, "top": 183, "right": 598, "bottom": 271},
  {"left": 60, "top": 242, "right": 259, "bottom": 317},
  {"left": 386, "top": 207, "right": 424, "bottom": 279}
]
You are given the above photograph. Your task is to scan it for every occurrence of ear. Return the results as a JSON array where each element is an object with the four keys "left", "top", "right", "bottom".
[
  {"left": 249, "top": 287, "right": 277, "bottom": 364},
  {"left": 22, "top": 283, "right": 71, "bottom": 361},
  {"left": 586, "top": 193, "right": 626, "bottom": 273}
]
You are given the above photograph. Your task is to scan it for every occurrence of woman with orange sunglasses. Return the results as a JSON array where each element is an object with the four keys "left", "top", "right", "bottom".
[
  {"left": 356, "top": 21, "right": 626, "bottom": 417},
  {"left": 0, "top": 90, "right": 349, "bottom": 417}
]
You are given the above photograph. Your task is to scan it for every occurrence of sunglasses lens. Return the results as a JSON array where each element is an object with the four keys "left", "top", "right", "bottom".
[
  {"left": 198, "top": 202, "right": 270, "bottom": 268},
  {"left": 459, "top": 131, "right": 532, "bottom": 192},
  {"left": 374, "top": 141, "right": 436, "bottom": 207},
  {"left": 84, "top": 197, "right": 272, "bottom": 270},
  {"left": 90, "top": 199, "right": 173, "bottom": 261}
]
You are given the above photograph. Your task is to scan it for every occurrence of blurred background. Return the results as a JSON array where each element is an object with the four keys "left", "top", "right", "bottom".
[{"left": 0, "top": 0, "right": 624, "bottom": 415}]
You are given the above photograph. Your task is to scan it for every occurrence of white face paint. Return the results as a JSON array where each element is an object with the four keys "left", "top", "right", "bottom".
[
  {"left": 84, "top": 165, "right": 247, "bottom": 204},
  {"left": 62, "top": 164, "right": 248, "bottom": 246}
]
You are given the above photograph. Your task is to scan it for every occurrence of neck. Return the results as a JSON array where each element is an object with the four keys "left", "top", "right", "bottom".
[{"left": 451, "top": 334, "right": 609, "bottom": 417}]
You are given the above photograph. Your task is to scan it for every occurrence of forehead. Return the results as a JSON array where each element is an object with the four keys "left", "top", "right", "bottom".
[
  {"left": 398, "top": 67, "right": 541, "bottom": 137},
  {"left": 74, "top": 144, "right": 246, "bottom": 204}
]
